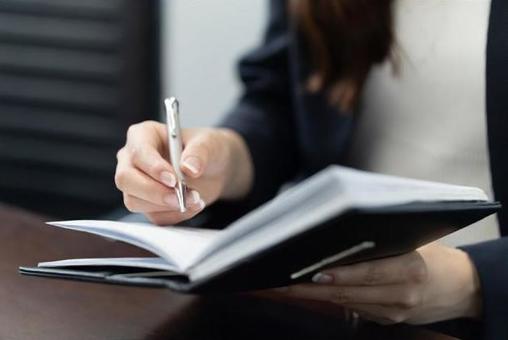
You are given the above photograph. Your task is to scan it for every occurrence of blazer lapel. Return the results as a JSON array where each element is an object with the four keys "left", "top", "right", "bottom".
[{"left": 486, "top": 0, "right": 508, "bottom": 236}]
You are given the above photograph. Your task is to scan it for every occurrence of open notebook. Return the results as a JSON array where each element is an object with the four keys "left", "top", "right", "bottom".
[{"left": 20, "top": 166, "right": 500, "bottom": 293}]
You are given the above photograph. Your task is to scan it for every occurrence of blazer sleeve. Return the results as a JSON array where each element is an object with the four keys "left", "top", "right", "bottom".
[
  {"left": 218, "top": 0, "right": 299, "bottom": 213},
  {"left": 461, "top": 237, "right": 508, "bottom": 339}
]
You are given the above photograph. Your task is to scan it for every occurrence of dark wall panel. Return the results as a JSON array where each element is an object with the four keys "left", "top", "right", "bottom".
[{"left": 0, "top": 0, "right": 160, "bottom": 218}]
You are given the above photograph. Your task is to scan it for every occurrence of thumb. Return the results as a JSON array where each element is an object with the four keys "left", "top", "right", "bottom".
[{"left": 181, "top": 136, "right": 209, "bottom": 178}]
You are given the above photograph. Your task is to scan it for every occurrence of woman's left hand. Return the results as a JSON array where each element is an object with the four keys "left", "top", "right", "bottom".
[{"left": 275, "top": 243, "right": 482, "bottom": 325}]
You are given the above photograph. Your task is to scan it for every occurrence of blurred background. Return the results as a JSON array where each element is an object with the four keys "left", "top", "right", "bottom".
[
  {"left": 165, "top": 0, "right": 265, "bottom": 127},
  {"left": 0, "top": 0, "right": 265, "bottom": 219},
  {"left": 0, "top": 0, "right": 494, "bottom": 248}
]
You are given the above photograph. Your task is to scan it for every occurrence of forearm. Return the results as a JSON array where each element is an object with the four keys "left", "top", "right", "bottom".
[
  {"left": 214, "top": 0, "right": 296, "bottom": 208},
  {"left": 454, "top": 248, "right": 482, "bottom": 320}
]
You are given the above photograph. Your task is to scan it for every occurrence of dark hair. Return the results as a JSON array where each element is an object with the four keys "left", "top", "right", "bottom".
[{"left": 291, "top": 0, "right": 395, "bottom": 111}]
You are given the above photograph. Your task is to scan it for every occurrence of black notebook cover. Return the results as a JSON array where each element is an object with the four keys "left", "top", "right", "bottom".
[{"left": 19, "top": 201, "right": 500, "bottom": 293}]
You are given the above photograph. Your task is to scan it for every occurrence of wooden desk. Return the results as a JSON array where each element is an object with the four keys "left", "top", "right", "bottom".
[{"left": 0, "top": 205, "right": 458, "bottom": 340}]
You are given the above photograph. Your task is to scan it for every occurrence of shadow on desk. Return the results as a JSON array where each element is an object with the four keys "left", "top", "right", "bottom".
[
  {"left": 146, "top": 296, "right": 354, "bottom": 340},
  {"left": 147, "top": 295, "right": 469, "bottom": 340}
]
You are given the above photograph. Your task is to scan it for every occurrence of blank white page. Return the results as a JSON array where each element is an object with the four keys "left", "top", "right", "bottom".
[
  {"left": 47, "top": 220, "right": 221, "bottom": 271},
  {"left": 39, "top": 257, "right": 179, "bottom": 272},
  {"left": 193, "top": 165, "right": 488, "bottom": 265},
  {"left": 190, "top": 166, "right": 489, "bottom": 280}
]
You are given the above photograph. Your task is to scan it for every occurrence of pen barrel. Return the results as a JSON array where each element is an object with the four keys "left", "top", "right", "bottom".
[
  {"left": 169, "top": 136, "right": 185, "bottom": 180},
  {"left": 165, "top": 97, "right": 187, "bottom": 213},
  {"left": 175, "top": 181, "right": 186, "bottom": 213}
]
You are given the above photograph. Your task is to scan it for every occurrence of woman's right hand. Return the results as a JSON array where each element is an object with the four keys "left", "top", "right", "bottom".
[{"left": 115, "top": 121, "right": 253, "bottom": 225}]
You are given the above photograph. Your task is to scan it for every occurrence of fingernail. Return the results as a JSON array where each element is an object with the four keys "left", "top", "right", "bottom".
[
  {"left": 198, "top": 199, "right": 206, "bottom": 210},
  {"left": 312, "top": 273, "right": 334, "bottom": 284},
  {"left": 190, "top": 190, "right": 201, "bottom": 204},
  {"left": 160, "top": 171, "right": 176, "bottom": 187},
  {"left": 183, "top": 157, "right": 201, "bottom": 175}
]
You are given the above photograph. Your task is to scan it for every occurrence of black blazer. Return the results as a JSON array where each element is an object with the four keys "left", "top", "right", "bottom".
[{"left": 219, "top": 1, "right": 508, "bottom": 338}]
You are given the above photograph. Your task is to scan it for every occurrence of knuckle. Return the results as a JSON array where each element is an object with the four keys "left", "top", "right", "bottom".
[
  {"left": 126, "top": 123, "right": 141, "bottom": 139},
  {"left": 153, "top": 189, "right": 171, "bottom": 206},
  {"left": 116, "top": 147, "right": 126, "bottom": 160},
  {"left": 127, "top": 121, "right": 157, "bottom": 141},
  {"left": 364, "top": 263, "right": 383, "bottom": 285},
  {"left": 385, "top": 312, "right": 406, "bottom": 324},
  {"left": 114, "top": 169, "right": 129, "bottom": 190},
  {"left": 129, "top": 145, "right": 163, "bottom": 174},
  {"left": 192, "top": 139, "right": 211, "bottom": 157},
  {"left": 142, "top": 120, "right": 158, "bottom": 128},
  {"left": 398, "top": 290, "right": 421, "bottom": 309},
  {"left": 123, "top": 196, "right": 136, "bottom": 212},
  {"left": 209, "top": 130, "right": 227, "bottom": 154},
  {"left": 129, "top": 145, "right": 143, "bottom": 162},
  {"left": 408, "top": 264, "right": 428, "bottom": 284},
  {"left": 207, "top": 129, "right": 222, "bottom": 144},
  {"left": 148, "top": 161, "right": 164, "bottom": 176},
  {"left": 330, "top": 289, "right": 350, "bottom": 304}
]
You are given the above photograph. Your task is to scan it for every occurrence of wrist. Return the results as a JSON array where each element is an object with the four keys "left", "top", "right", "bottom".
[
  {"left": 457, "top": 249, "right": 482, "bottom": 320},
  {"left": 217, "top": 128, "right": 254, "bottom": 200}
]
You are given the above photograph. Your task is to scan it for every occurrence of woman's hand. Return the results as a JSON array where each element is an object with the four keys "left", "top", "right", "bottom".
[
  {"left": 276, "top": 243, "right": 482, "bottom": 325},
  {"left": 115, "top": 121, "right": 253, "bottom": 225}
]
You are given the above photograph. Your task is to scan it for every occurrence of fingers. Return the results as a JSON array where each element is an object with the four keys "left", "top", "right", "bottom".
[
  {"left": 116, "top": 162, "right": 176, "bottom": 207},
  {"left": 123, "top": 191, "right": 203, "bottom": 214},
  {"left": 133, "top": 146, "right": 176, "bottom": 187},
  {"left": 116, "top": 123, "right": 227, "bottom": 225},
  {"left": 123, "top": 195, "right": 172, "bottom": 213},
  {"left": 314, "top": 252, "right": 427, "bottom": 286},
  {"left": 344, "top": 304, "right": 405, "bottom": 325},
  {"left": 125, "top": 124, "right": 214, "bottom": 183},
  {"left": 126, "top": 146, "right": 176, "bottom": 189},
  {"left": 124, "top": 121, "right": 176, "bottom": 187},
  {"left": 279, "top": 283, "right": 422, "bottom": 308},
  {"left": 117, "top": 148, "right": 205, "bottom": 210},
  {"left": 145, "top": 205, "right": 205, "bottom": 226}
]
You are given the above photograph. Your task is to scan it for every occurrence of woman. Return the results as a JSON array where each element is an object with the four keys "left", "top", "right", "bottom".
[{"left": 114, "top": 0, "right": 507, "bottom": 338}]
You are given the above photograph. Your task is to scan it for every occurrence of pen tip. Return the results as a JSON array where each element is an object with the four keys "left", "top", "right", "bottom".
[{"left": 175, "top": 184, "right": 187, "bottom": 214}]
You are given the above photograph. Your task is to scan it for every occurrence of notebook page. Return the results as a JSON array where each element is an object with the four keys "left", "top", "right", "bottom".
[
  {"left": 39, "top": 257, "right": 178, "bottom": 272},
  {"left": 189, "top": 165, "right": 488, "bottom": 267},
  {"left": 188, "top": 168, "right": 343, "bottom": 264},
  {"left": 47, "top": 220, "right": 221, "bottom": 271},
  {"left": 336, "top": 167, "right": 488, "bottom": 201},
  {"left": 190, "top": 183, "right": 349, "bottom": 281},
  {"left": 190, "top": 166, "right": 489, "bottom": 281}
]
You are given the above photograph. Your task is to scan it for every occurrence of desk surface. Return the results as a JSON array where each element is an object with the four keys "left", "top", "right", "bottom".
[{"left": 0, "top": 205, "right": 458, "bottom": 340}]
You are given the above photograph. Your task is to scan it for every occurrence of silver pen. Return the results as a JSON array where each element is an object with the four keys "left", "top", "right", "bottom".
[{"left": 164, "top": 97, "right": 187, "bottom": 213}]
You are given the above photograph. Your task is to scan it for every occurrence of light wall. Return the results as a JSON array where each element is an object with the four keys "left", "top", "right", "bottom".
[{"left": 162, "top": 0, "right": 267, "bottom": 127}]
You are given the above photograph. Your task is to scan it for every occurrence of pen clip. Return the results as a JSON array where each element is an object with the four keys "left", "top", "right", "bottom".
[{"left": 165, "top": 98, "right": 180, "bottom": 138}]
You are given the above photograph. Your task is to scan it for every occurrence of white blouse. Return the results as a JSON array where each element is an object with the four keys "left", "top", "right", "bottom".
[{"left": 348, "top": 0, "right": 497, "bottom": 246}]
